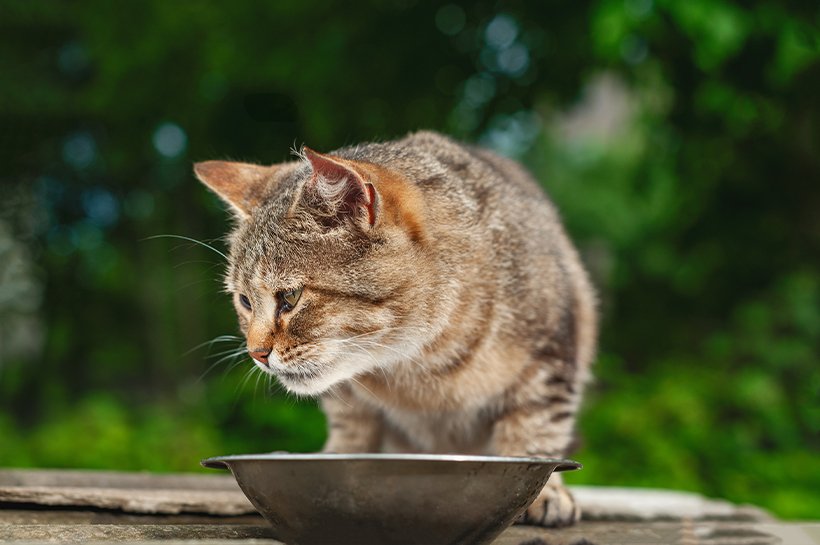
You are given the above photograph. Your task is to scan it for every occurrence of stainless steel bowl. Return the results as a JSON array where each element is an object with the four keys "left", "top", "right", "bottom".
[{"left": 202, "top": 453, "right": 580, "bottom": 545}]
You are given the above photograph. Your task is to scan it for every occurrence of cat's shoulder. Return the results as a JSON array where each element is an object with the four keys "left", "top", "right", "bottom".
[
  {"left": 400, "top": 132, "right": 540, "bottom": 194},
  {"left": 400, "top": 131, "right": 521, "bottom": 176},
  {"left": 402, "top": 130, "right": 458, "bottom": 148},
  {"left": 400, "top": 130, "right": 476, "bottom": 160}
]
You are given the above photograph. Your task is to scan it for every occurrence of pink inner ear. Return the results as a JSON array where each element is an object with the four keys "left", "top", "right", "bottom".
[
  {"left": 304, "top": 148, "right": 368, "bottom": 196},
  {"left": 303, "top": 147, "right": 377, "bottom": 226},
  {"left": 304, "top": 148, "right": 357, "bottom": 186}
]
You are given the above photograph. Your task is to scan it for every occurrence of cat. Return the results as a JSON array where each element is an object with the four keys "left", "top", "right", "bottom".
[{"left": 194, "top": 130, "right": 597, "bottom": 527}]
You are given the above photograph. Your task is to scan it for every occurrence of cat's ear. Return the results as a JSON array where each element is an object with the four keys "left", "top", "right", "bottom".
[
  {"left": 303, "top": 147, "right": 378, "bottom": 227},
  {"left": 193, "top": 161, "right": 277, "bottom": 218}
]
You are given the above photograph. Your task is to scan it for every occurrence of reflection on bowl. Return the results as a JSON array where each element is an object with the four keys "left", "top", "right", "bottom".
[{"left": 202, "top": 453, "right": 580, "bottom": 545}]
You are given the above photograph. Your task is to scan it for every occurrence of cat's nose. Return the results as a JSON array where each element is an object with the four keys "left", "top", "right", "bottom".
[{"left": 249, "top": 348, "right": 271, "bottom": 366}]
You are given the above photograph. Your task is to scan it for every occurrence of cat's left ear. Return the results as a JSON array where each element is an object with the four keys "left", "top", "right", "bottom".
[
  {"left": 193, "top": 161, "right": 281, "bottom": 219},
  {"left": 303, "top": 148, "right": 378, "bottom": 227}
]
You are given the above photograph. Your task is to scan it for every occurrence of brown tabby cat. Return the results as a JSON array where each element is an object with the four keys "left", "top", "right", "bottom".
[{"left": 194, "top": 131, "right": 597, "bottom": 527}]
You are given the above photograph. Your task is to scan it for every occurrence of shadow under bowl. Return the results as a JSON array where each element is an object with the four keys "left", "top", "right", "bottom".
[{"left": 202, "top": 453, "right": 580, "bottom": 545}]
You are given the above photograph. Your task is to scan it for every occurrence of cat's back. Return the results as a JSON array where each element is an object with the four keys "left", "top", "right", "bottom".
[
  {"left": 339, "top": 131, "right": 560, "bottom": 239},
  {"left": 401, "top": 130, "right": 547, "bottom": 200}
]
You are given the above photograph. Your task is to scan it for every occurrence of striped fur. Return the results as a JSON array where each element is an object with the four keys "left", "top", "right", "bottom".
[{"left": 195, "top": 131, "right": 597, "bottom": 527}]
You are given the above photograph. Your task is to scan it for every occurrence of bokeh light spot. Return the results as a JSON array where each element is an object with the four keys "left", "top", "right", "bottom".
[
  {"left": 480, "top": 111, "right": 542, "bottom": 157},
  {"left": 152, "top": 122, "right": 188, "bottom": 158},
  {"left": 463, "top": 73, "right": 496, "bottom": 107},
  {"left": 435, "top": 5, "right": 466, "bottom": 36},
  {"left": 81, "top": 188, "right": 120, "bottom": 228},
  {"left": 62, "top": 132, "right": 96, "bottom": 170},
  {"left": 497, "top": 44, "right": 530, "bottom": 77},
  {"left": 485, "top": 14, "right": 518, "bottom": 50},
  {"left": 57, "top": 42, "right": 91, "bottom": 77}
]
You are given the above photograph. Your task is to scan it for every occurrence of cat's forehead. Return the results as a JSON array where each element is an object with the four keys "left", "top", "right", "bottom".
[{"left": 229, "top": 218, "right": 317, "bottom": 281}]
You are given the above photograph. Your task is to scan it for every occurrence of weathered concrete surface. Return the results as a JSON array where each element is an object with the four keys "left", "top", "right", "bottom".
[
  {"left": 3, "top": 514, "right": 811, "bottom": 544},
  {"left": 1, "top": 508, "right": 814, "bottom": 544},
  {"left": 0, "top": 470, "right": 772, "bottom": 521},
  {"left": 0, "top": 523, "right": 276, "bottom": 543},
  {"left": 0, "top": 470, "right": 238, "bottom": 490},
  {"left": 571, "top": 485, "right": 773, "bottom": 522},
  {"left": 2, "top": 469, "right": 810, "bottom": 545},
  {"left": 0, "top": 508, "right": 264, "bottom": 526},
  {"left": 0, "top": 470, "right": 250, "bottom": 516}
]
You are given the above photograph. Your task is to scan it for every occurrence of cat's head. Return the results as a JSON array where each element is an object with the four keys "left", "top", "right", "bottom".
[{"left": 194, "top": 147, "right": 435, "bottom": 395}]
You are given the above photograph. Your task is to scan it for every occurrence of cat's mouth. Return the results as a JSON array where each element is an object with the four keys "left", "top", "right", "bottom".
[
  {"left": 257, "top": 360, "right": 319, "bottom": 381},
  {"left": 258, "top": 358, "right": 343, "bottom": 395},
  {"left": 251, "top": 343, "right": 378, "bottom": 396},
  {"left": 276, "top": 367, "right": 320, "bottom": 381}
]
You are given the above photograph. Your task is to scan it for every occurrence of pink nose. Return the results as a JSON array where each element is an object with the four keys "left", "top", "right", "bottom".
[{"left": 249, "top": 348, "right": 271, "bottom": 365}]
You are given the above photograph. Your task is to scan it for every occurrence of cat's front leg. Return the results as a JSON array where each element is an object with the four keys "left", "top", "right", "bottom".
[
  {"left": 320, "top": 384, "right": 383, "bottom": 453},
  {"left": 515, "top": 472, "right": 578, "bottom": 527},
  {"left": 492, "top": 385, "right": 581, "bottom": 527}
]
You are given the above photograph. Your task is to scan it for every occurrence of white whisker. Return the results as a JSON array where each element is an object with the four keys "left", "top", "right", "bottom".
[
  {"left": 196, "top": 348, "right": 248, "bottom": 383},
  {"left": 350, "top": 376, "right": 379, "bottom": 400},
  {"left": 325, "top": 384, "right": 353, "bottom": 408},
  {"left": 183, "top": 335, "right": 243, "bottom": 357},
  {"left": 143, "top": 234, "right": 228, "bottom": 260}
]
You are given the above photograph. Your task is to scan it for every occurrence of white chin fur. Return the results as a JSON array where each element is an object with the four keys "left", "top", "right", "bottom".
[
  {"left": 273, "top": 359, "right": 371, "bottom": 396},
  {"left": 277, "top": 375, "right": 338, "bottom": 396}
]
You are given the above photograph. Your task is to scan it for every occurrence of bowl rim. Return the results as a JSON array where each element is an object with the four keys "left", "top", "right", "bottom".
[{"left": 201, "top": 453, "right": 582, "bottom": 472}]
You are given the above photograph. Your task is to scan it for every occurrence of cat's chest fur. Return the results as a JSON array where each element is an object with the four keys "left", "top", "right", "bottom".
[
  {"left": 347, "top": 342, "right": 534, "bottom": 454},
  {"left": 382, "top": 407, "right": 494, "bottom": 454},
  {"left": 352, "top": 382, "right": 496, "bottom": 454}
]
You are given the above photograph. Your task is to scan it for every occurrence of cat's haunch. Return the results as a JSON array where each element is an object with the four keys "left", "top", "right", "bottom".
[{"left": 194, "top": 130, "right": 597, "bottom": 527}]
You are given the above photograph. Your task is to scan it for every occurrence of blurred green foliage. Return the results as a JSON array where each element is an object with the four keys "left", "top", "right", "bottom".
[{"left": 1, "top": 0, "right": 818, "bottom": 519}]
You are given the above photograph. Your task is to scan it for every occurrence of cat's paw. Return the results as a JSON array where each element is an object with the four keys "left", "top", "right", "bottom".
[{"left": 516, "top": 483, "right": 580, "bottom": 528}]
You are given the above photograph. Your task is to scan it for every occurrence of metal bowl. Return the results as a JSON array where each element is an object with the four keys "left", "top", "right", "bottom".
[{"left": 202, "top": 453, "right": 580, "bottom": 545}]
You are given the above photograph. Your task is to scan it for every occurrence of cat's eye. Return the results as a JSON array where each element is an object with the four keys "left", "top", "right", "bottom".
[
  {"left": 280, "top": 288, "right": 303, "bottom": 311},
  {"left": 239, "top": 294, "right": 252, "bottom": 311}
]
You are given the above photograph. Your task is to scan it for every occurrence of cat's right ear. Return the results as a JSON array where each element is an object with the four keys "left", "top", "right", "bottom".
[{"left": 193, "top": 161, "right": 278, "bottom": 219}]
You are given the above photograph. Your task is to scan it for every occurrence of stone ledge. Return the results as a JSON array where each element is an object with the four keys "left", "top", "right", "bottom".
[
  {"left": 0, "top": 469, "right": 773, "bottom": 522},
  {"left": 4, "top": 519, "right": 813, "bottom": 545},
  {"left": 570, "top": 485, "right": 773, "bottom": 522},
  {"left": 0, "top": 469, "right": 248, "bottom": 516}
]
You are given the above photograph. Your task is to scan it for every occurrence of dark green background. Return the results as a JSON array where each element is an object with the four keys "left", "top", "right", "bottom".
[{"left": 1, "top": 0, "right": 818, "bottom": 519}]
